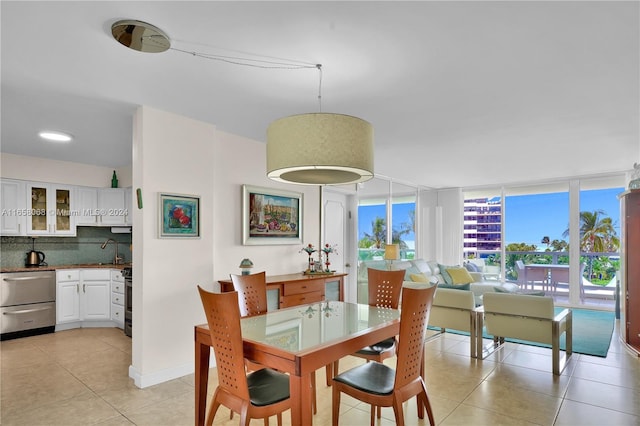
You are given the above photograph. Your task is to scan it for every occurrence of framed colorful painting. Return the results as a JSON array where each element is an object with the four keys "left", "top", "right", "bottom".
[
  {"left": 159, "top": 193, "right": 200, "bottom": 238},
  {"left": 242, "top": 184, "right": 302, "bottom": 245}
]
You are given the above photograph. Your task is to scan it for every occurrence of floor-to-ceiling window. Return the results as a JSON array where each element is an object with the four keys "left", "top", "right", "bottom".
[
  {"left": 356, "top": 178, "right": 417, "bottom": 303},
  {"left": 391, "top": 182, "right": 417, "bottom": 260},
  {"left": 462, "top": 190, "right": 502, "bottom": 263},
  {"left": 504, "top": 182, "right": 571, "bottom": 301},
  {"left": 578, "top": 179, "right": 624, "bottom": 308},
  {"left": 463, "top": 175, "right": 624, "bottom": 310}
]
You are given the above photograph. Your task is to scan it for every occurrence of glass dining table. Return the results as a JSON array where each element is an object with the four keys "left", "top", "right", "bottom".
[{"left": 194, "top": 300, "right": 401, "bottom": 425}]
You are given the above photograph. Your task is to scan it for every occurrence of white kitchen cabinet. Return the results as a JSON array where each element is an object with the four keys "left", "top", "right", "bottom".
[
  {"left": 98, "top": 188, "right": 128, "bottom": 225},
  {"left": 1, "top": 179, "right": 26, "bottom": 236},
  {"left": 75, "top": 186, "right": 99, "bottom": 225},
  {"left": 56, "top": 270, "right": 81, "bottom": 323},
  {"left": 56, "top": 269, "right": 111, "bottom": 327},
  {"left": 26, "top": 182, "right": 76, "bottom": 236},
  {"left": 81, "top": 269, "right": 111, "bottom": 321},
  {"left": 76, "top": 187, "right": 131, "bottom": 226},
  {"left": 110, "top": 269, "right": 125, "bottom": 328}
]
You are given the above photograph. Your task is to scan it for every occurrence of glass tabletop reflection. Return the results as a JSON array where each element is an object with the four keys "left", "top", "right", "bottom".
[{"left": 240, "top": 301, "right": 400, "bottom": 354}]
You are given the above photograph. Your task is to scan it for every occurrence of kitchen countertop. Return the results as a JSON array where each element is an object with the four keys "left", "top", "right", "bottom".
[{"left": 1, "top": 263, "right": 132, "bottom": 273}]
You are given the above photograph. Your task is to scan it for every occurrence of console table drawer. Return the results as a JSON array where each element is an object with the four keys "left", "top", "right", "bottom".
[
  {"left": 281, "top": 291, "right": 324, "bottom": 308},
  {"left": 284, "top": 280, "right": 324, "bottom": 296}
]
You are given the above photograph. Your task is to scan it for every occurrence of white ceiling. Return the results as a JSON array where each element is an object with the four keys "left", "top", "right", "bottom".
[{"left": 2, "top": 1, "right": 638, "bottom": 189}]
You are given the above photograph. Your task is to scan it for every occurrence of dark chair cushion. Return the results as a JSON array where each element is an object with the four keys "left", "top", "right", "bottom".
[
  {"left": 333, "top": 361, "right": 394, "bottom": 396},
  {"left": 247, "top": 368, "right": 290, "bottom": 406},
  {"left": 355, "top": 336, "right": 396, "bottom": 356}
]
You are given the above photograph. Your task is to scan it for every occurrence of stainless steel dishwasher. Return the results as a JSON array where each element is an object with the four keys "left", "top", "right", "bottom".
[{"left": 1, "top": 270, "right": 56, "bottom": 340}]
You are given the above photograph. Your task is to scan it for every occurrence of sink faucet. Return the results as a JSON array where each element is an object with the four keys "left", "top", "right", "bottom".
[{"left": 101, "top": 238, "right": 124, "bottom": 265}]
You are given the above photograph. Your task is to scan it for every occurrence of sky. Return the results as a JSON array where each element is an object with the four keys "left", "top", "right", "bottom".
[
  {"left": 504, "top": 188, "right": 623, "bottom": 246},
  {"left": 358, "top": 187, "right": 624, "bottom": 248}
]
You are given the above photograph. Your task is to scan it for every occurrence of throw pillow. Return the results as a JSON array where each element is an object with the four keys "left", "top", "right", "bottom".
[
  {"left": 410, "top": 272, "right": 440, "bottom": 285},
  {"left": 437, "top": 263, "right": 457, "bottom": 285},
  {"left": 465, "top": 262, "right": 480, "bottom": 273},
  {"left": 402, "top": 265, "right": 422, "bottom": 281},
  {"left": 446, "top": 267, "right": 474, "bottom": 284},
  {"left": 409, "top": 273, "right": 430, "bottom": 283},
  {"left": 411, "top": 259, "right": 432, "bottom": 275},
  {"left": 439, "top": 283, "right": 471, "bottom": 291}
]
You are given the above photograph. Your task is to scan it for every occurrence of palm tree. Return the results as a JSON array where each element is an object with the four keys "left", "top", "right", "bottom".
[
  {"left": 363, "top": 217, "right": 386, "bottom": 249},
  {"left": 563, "top": 210, "right": 620, "bottom": 282},
  {"left": 550, "top": 239, "right": 568, "bottom": 252},
  {"left": 541, "top": 236, "right": 550, "bottom": 251},
  {"left": 563, "top": 210, "right": 620, "bottom": 252}
]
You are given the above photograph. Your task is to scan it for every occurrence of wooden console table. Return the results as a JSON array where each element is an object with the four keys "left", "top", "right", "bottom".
[{"left": 218, "top": 272, "right": 346, "bottom": 309}]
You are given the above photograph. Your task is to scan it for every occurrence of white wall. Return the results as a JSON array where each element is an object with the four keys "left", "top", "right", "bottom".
[
  {"left": 0, "top": 153, "right": 132, "bottom": 187},
  {"left": 211, "top": 130, "right": 321, "bottom": 283},
  {"left": 130, "top": 106, "right": 218, "bottom": 386},
  {"left": 130, "top": 106, "right": 322, "bottom": 387}
]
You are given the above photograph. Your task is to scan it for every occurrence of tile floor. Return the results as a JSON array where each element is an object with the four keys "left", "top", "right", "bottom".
[{"left": 1, "top": 322, "right": 639, "bottom": 426}]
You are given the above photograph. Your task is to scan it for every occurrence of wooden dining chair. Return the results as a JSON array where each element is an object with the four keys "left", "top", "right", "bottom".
[
  {"left": 331, "top": 285, "right": 437, "bottom": 426},
  {"left": 230, "top": 272, "right": 317, "bottom": 415},
  {"left": 355, "top": 268, "right": 405, "bottom": 359},
  {"left": 230, "top": 272, "right": 268, "bottom": 317},
  {"left": 196, "top": 286, "right": 290, "bottom": 426},
  {"left": 328, "top": 268, "right": 405, "bottom": 383}
]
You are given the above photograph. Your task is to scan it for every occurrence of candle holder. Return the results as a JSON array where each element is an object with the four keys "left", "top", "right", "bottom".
[
  {"left": 300, "top": 244, "right": 317, "bottom": 273},
  {"left": 322, "top": 244, "right": 338, "bottom": 273}
]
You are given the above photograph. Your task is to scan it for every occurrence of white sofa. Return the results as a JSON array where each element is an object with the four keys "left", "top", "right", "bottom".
[{"left": 357, "top": 258, "right": 513, "bottom": 306}]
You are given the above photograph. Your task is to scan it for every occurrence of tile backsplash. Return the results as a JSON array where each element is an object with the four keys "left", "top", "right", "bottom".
[{"left": 1, "top": 227, "right": 132, "bottom": 268}]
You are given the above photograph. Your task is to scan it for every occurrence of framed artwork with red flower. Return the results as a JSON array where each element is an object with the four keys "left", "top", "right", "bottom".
[{"left": 159, "top": 193, "right": 200, "bottom": 238}]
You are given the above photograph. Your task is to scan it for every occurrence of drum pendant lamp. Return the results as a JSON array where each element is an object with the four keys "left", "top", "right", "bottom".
[{"left": 266, "top": 113, "right": 374, "bottom": 185}]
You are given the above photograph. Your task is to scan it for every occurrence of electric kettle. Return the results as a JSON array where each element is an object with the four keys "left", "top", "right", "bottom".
[{"left": 25, "top": 250, "right": 46, "bottom": 267}]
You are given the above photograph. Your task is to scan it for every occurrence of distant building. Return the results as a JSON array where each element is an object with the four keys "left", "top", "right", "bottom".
[{"left": 463, "top": 197, "right": 502, "bottom": 258}]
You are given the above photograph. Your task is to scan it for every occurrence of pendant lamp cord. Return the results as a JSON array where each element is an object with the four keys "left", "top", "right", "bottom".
[{"left": 317, "top": 64, "right": 323, "bottom": 113}]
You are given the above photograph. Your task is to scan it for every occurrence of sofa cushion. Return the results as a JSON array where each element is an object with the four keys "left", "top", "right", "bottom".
[
  {"left": 411, "top": 259, "right": 432, "bottom": 275},
  {"left": 427, "top": 261, "right": 440, "bottom": 274},
  {"left": 464, "top": 262, "right": 480, "bottom": 273},
  {"left": 502, "top": 282, "right": 521, "bottom": 292},
  {"left": 390, "top": 261, "right": 419, "bottom": 281},
  {"left": 446, "top": 267, "right": 474, "bottom": 285},
  {"left": 438, "top": 263, "right": 457, "bottom": 285},
  {"left": 494, "top": 285, "right": 545, "bottom": 297},
  {"left": 357, "top": 260, "right": 388, "bottom": 281},
  {"left": 390, "top": 260, "right": 412, "bottom": 271},
  {"left": 410, "top": 273, "right": 439, "bottom": 285},
  {"left": 438, "top": 282, "right": 471, "bottom": 291}
]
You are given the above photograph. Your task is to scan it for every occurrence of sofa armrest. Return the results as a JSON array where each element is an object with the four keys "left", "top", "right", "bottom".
[
  {"left": 554, "top": 308, "right": 571, "bottom": 323},
  {"left": 469, "top": 272, "right": 484, "bottom": 282},
  {"left": 554, "top": 308, "right": 572, "bottom": 336}
]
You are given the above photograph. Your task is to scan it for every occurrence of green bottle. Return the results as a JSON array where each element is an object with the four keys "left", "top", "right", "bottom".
[{"left": 111, "top": 171, "right": 118, "bottom": 188}]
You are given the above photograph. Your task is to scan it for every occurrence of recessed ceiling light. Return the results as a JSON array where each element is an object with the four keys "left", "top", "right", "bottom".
[{"left": 38, "top": 131, "right": 73, "bottom": 142}]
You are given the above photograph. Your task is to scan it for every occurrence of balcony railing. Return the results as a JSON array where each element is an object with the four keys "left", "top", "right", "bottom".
[{"left": 470, "top": 250, "right": 619, "bottom": 309}]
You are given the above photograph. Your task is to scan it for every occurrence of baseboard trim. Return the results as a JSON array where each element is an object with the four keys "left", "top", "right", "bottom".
[{"left": 129, "top": 363, "right": 194, "bottom": 389}]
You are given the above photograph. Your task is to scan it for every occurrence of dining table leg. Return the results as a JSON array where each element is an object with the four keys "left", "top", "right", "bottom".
[
  {"left": 195, "top": 340, "right": 210, "bottom": 426},
  {"left": 290, "top": 372, "right": 313, "bottom": 425}
]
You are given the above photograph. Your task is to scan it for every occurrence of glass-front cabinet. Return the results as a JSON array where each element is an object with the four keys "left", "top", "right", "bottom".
[{"left": 27, "top": 182, "right": 75, "bottom": 236}]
